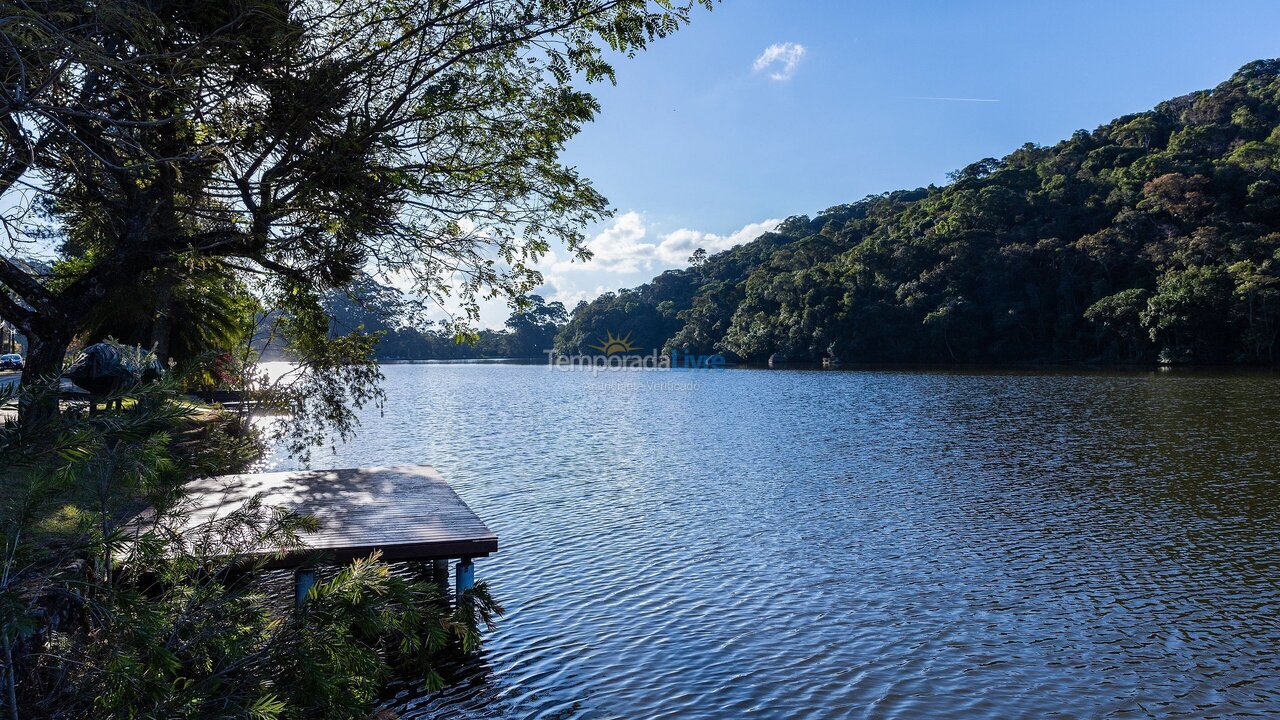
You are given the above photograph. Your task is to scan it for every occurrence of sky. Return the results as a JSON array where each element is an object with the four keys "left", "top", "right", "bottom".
[{"left": 476, "top": 0, "right": 1280, "bottom": 327}]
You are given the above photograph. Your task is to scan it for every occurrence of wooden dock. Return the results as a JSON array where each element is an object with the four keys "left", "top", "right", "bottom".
[{"left": 171, "top": 465, "right": 496, "bottom": 604}]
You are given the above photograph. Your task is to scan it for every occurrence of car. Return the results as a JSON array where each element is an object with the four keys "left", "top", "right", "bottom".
[{"left": 0, "top": 353, "right": 23, "bottom": 371}]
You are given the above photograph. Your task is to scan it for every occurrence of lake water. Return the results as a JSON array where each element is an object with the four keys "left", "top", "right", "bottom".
[{"left": 263, "top": 363, "right": 1280, "bottom": 719}]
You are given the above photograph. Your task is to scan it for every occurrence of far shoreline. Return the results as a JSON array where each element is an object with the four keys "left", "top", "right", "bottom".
[{"left": 368, "top": 357, "right": 1280, "bottom": 376}]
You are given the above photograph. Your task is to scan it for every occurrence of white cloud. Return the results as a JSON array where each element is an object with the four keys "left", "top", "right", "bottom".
[
  {"left": 478, "top": 214, "right": 784, "bottom": 327},
  {"left": 374, "top": 212, "right": 784, "bottom": 329},
  {"left": 538, "top": 275, "right": 612, "bottom": 310},
  {"left": 551, "top": 213, "right": 781, "bottom": 276},
  {"left": 654, "top": 219, "right": 783, "bottom": 265},
  {"left": 578, "top": 210, "right": 651, "bottom": 273},
  {"left": 753, "top": 42, "right": 806, "bottom": 81}
]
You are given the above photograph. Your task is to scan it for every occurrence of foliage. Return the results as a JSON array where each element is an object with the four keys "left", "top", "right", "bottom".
[
  {"left": 0, "top": 0, "right": 714, "bottom": 394},
  {"left": 1140, "top": 266, "right": 1234, "bottom": 363},
  {"left": 77, "top": 265, "right": 259, "bottom": 369},
  {"left": 556, "top": 271, "right": 700, "bottom": 355},
  {"left": 271, "top": 555, "right": 501, "bottom": 717},
  {"left": 325, "top": 277, "right": 568, "bottom": 360},
  {"left": 558, "top": 60, "right": 1280, "bottom": 365},
  {"left": 267, "top": 285, "right": 387, "bottom": 460},
  {"left": 1083, "top": 288, "right": 1149, "bottom": 362},
  {"left": 0, "top": 380, "right": 500, "bottom": 719},
  {"left": 503, "top": 295, "right": 570, "bottom": 358}
]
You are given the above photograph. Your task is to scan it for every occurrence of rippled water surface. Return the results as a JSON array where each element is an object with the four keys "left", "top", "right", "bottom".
[{"left": 264, "top": 364, "right": 1280, "bottom": 719}]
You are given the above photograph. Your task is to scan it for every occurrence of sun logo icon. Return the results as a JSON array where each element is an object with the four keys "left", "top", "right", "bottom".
[{"left": 590, "top": 330, "right": 640, "bottom": 356}]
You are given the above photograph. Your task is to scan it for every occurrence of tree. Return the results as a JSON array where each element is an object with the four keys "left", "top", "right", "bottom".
[
  {"left": 78, "top": 265, "right": 259, "bottom": 367},
  {"left": 1228, "top": 258, "right": 1280, "bottom": 361},
  {"left": 1084, "top": 288, "right": 1151, "bottom": 361},
  {"left": 0, "top": 0, "right": 712, "bottom": 415},
  {"left": 1139, "top": 173, "right": 1214, "bottom": 221},
  {"left": 1141, "top": 266, "right": 1234, "bottom": 363},
  {"left": 504, "top": 294, "right": 567, "bottom": 357}
]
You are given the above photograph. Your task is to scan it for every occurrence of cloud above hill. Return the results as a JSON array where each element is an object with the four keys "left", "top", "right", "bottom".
[
  {"left": 558, "top": 213, "right": 782, "bottom": 274},
  {"left": 654, "top": 219, "right": 782, "bottom": 264}
]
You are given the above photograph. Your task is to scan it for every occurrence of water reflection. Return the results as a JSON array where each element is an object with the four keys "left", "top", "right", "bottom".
[{"left": 266, "top": 365, "right": 1280, "bottom": 719}]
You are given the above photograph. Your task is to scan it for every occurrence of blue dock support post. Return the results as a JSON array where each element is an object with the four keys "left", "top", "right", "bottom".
[
  {"left": 455, "top": 557, "right": 475, "bottom": 601},
  {"left": 294, "top": 568, "right": 317, "bottom": 608}
]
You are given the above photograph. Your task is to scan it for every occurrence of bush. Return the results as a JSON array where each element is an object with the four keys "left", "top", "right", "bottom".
[{"left": 0, "top": 380, "right": 499, "bottom": 719}]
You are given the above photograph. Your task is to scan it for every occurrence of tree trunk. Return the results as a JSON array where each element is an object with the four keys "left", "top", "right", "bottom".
[{"left": 18, "top": 327, "right": 72, "bottom": 422}]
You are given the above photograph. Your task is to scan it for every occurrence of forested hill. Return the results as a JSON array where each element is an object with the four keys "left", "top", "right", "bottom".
[{"left": 556, "top": 60, "right": 1280, "bottom": 365}]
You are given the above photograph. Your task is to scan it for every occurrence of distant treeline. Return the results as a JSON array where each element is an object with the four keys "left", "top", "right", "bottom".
[
  {"left": 325, "top": 277, "right": 567, "bottom": 360},
  {"left": 556, "top": 60, "right": 1280, "bottom": 365}
]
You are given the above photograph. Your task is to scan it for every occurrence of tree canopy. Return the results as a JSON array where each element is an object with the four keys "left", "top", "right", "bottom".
[{"left": 0, "top": 0, "right": 711, "bottom": 417}]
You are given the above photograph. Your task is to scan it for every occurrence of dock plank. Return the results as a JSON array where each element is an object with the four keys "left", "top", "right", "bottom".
[{"left": 169, "top": 465, "right": 497, "bottom": 566}]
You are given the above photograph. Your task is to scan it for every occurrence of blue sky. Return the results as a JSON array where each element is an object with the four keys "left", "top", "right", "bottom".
[{"left": 491, "top": 0, "right": 1280, "bottom": 324}]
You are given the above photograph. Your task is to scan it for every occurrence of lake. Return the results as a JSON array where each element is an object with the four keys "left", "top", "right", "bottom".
[{"left": 263, "top": 362, "right": 1280, "bottom": 719}]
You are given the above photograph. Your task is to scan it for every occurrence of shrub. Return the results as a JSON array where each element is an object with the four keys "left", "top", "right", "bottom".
[{"left": 1, "top": 380, "right": 499, "bottom": 719}]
